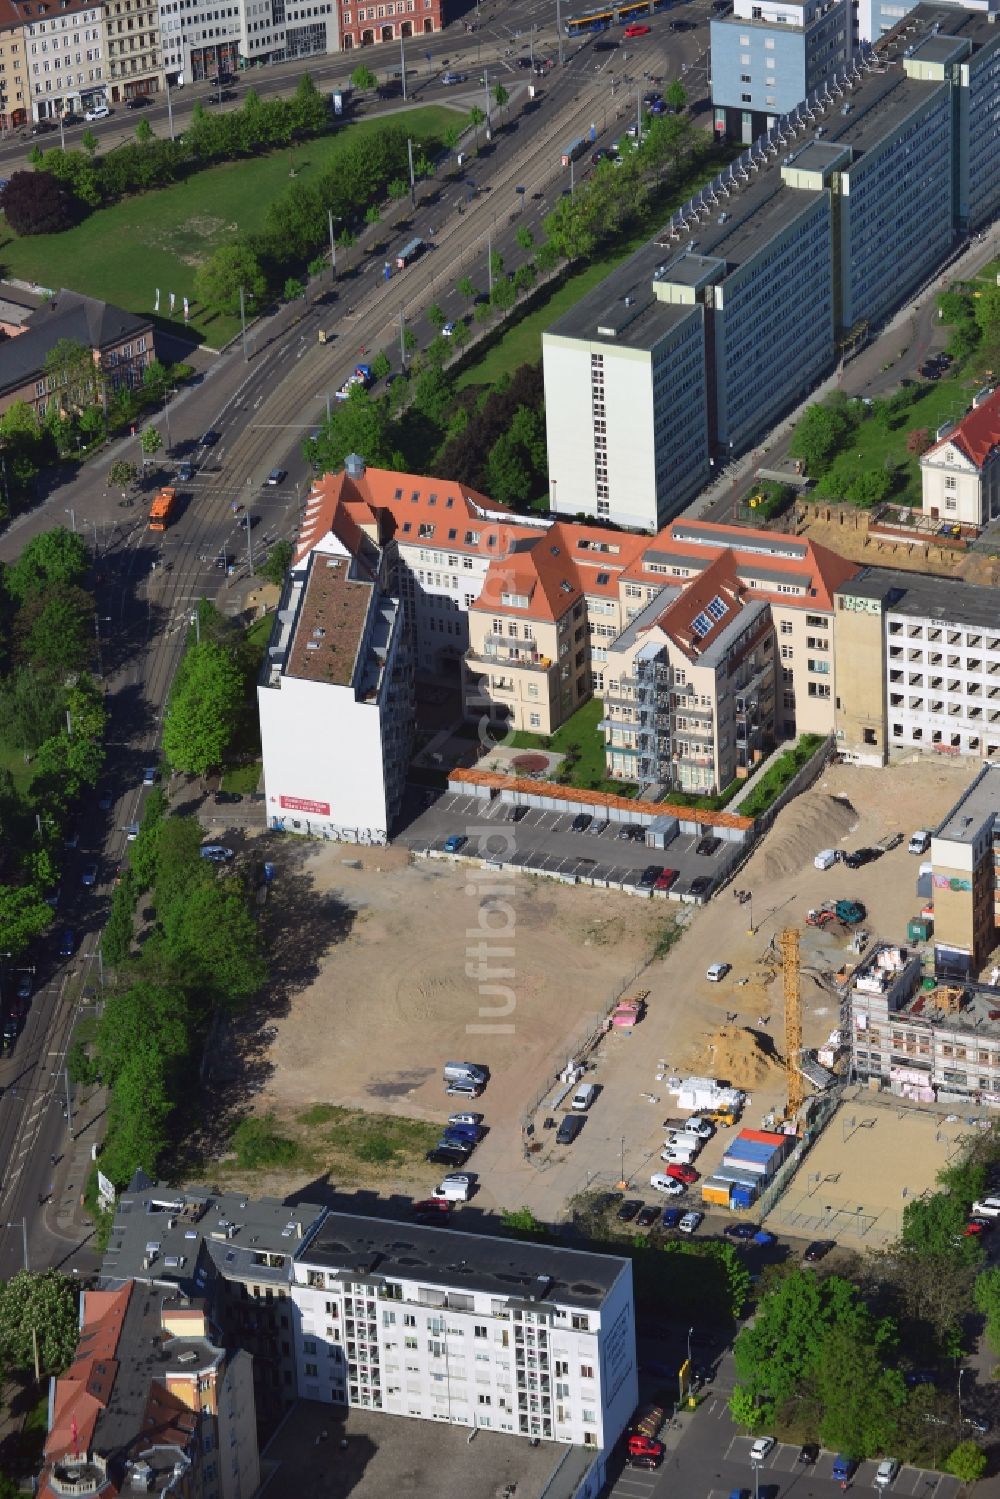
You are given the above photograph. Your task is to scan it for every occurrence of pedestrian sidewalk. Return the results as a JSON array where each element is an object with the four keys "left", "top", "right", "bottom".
[{"left": 46, "top": 1083, "right": 109, "bottom": 1274}]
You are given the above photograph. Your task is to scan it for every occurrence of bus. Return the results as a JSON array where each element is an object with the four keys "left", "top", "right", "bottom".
[
  {"left": 395, "top": 237, "right": 425, "bottom": 270},
  {"left": 563, "top": 0, "right": 661, "bottom": 34},
  {"left": 149, "top": 486, "right": 177, "bottom": 531}
]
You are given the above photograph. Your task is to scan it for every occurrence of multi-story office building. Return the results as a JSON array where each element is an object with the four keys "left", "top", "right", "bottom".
[
  {"left": 927, "top": 764, "right": 1000, "bottom": 977},
  {"left": 104, "top": 0, "right": 163, "bottom": 103},
  {"left": 291, "top": 1211, "right": 637, "bottom": 1473},
  {"left": 37, "top": 1279, "right": 260, "bottom": 1499},
  {"left": 339, "top": 0, "right": 442, "bottom": 52},
  {"left": 258, "top": 484, "right": 414, "bottom": 843},
  {"left": 0, "top": 0, "right": 31, "bottom": 128},
  {"left": 158, "top": 0, "right": 240, "bottom": 81},
  {"left": 848, "top": 936, "right": 1000, "bottom": 1103},
  {"left": 22, "top": 0, "right": 107, "bottom": 119},
  {"left": 547, "top": 3, "right": 1000, "bottom": 531},
  {"left": 710, "top": 0, "right": 852, "bottom": 143},
  {"left": 832, "top": 568, "right": 1000, "bottom": 768},
  {"left": 920, "top": 384, "right": 1000, "bottom": 528}
]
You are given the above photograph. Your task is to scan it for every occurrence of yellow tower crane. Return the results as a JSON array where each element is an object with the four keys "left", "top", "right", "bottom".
[{"left": 779, "top": 926, "right": 803, "bottom": 1124}]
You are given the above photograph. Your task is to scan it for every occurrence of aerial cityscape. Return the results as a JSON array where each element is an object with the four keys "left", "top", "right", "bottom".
[{"left": 1, "top": 0, "right": 1000, "bottom": 1495}]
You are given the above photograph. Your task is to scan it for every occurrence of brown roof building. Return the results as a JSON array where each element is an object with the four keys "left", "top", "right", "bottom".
[{"left": 0, "top": 288, "right": 155, "bottom": 418}]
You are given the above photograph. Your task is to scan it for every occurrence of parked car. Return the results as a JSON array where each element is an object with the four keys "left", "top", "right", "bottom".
[
  {"left": 571, "top": 813, "right": 592, "bottom": 832},
  {"left": 617, "top": 1199, "right": 643, "bottom": 1223},
  {"left": 443, "top": 834, "right": 467, "bottom": 853},
  {"left": 441, "top": 322, "right": 457, "bottom": 337},
  {"left": 214, "top": 791, "right": 243, "bottom": 805},
  {"left": 725, "top": 1223, "right": 758, "bottom": 1240},
  {"left": 412, "top": 1199, "right": 453, "bottom": 1225},
  {"left": 661, "top": 1207, "right": 682, "bottom": 1229},
  {"left": 199, "top": 845, "right": 235, "bottom": 863},
  {"left": 843, "top": 846, "right": 878, "bottom": 868},
  {"left": 57, "top": 927, "right": 76, "bottom": 958},
  {"left": 177, "top": 461, "right": 195, "bottom": 481},
  {"left": 638, "top": 865, "right": 664, "bottom": 888},
  {"left": 654, "top": 868, "right": 679, "bottom": 891},
  {"left": 688, "top": 876, "right": 712, "bottom": 897},
  {"left": 587, "top": 818, "right": 609, "bottom": 835},
  {"left": 875, "top": 1458, "right": 900, "bottom": 1488},
  {"left": 426, "top": 1145, "right": 471, "bottom": 1167},
  {"left": 635, "top": 1205, "right": 660, "bottom": 1228},
  {"left": 831, "top": 1455, "right": 857, "bottom": 1483},
  {"left": 749, "top": 1436, "right": 776, "bottom": 1464},
  {"left": 556, "top": 1113, "right": 584, "bottom": 1145},
  {"left": 706, "top": 961, "right": 731, "bottom": 982},
  {"left": 624, "top": 21, "right": 651, "bottom": 34},
  {"left": 16, "top": 973, "right": 31, "bottom": 1001},
  {"left": 85, "top": 103, "right": 110, "bottom": 120},
  {"left": 124, "top": 95, "right": 150, "bottom": 108},
  {"left": 143, "top": 766, "right": 158, "bottom": 786},
  {"left": 696, "top": 835, "right": 722, "bottom": 856},
  {"left": 814, "top": 847, "right": 838, "bottom": 869},
  {"left": 678, "top": 1210, "right": 703, "bottom": 1234},
  {"left": 803, "top": 1239, "right": 835, "bottom": 1261},
  {"left": 650, "top": 1173, "right": 685, "bottom": 1197},
  {"left": 448, "top": 1112, "right": 483, "bottom": 1128},
  {"left": 797, "top": 1443, "right": 818, "bottom": 1464},
  {"left": 506, "top": 805, "right": 528, "bottom": 822},
  {"left": 431, "top": 1173, "right": 474, "bottom": 1202},
  {"left": 665, "top": 1163, "right": 698, "bottom": 1185},
  {"left": 81, "top": 861, "right": 99, "bottom": 888}
]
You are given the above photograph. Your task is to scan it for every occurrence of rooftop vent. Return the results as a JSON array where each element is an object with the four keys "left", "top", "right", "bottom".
[{"left": 344, "top": 453, "right": 366, "bottom": 480}]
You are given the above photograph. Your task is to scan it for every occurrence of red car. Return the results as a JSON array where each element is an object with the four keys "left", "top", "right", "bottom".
[
  {"left": 627, "top": 1433, "right": 664, "bottom": 1465},
  {"left": 964, "top": 1220, "right": 986, "bottom": 1236},
  {"left": 665, "top": 1162, "right": 698, "bottom": 1185},
  {"left": 624, "top": 22, "right": 651, "bottom": 35},
  {"left": 654, "top": 868, "right": 679, "bottom": 892}
]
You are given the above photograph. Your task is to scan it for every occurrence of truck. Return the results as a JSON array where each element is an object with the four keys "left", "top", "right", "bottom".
[{"left": 149, "top": 486, "right": 177, "bottom": 531}]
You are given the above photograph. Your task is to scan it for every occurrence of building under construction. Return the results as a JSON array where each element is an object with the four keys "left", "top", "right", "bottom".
[{"left": 849, "top": 939, "right": 1000, "bottom": 1107}]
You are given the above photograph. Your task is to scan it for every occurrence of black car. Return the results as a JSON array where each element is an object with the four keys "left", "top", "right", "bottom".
[
  {"left": 803, "top": 1239, "right": 835, "bottom": 1261},
  {"left": 426, "top": 1145, "right": 471, "bottom": 1167},
  {"left": 638, "top": 865, "right": 664, "bottom": 888},
  {"left": 571, "top": 813, "right": 593, "bottom": 832},
  {"left": 214, "top": 791, "right": 243, "bottom": 805},
  {"left": 200, "top": 429, "right": 221, "bottom": 447},
  {"left": 591, "top": 147, "right": 608, "bottom": 164},
  {"left": 843, "top": 846, "right": 878, "bottom": 869},
  {"left": 636, "top": 1205, "right": 660, "bottom": 1228},
  {"left": 696, "top": 835, "right": 722, "bottom": 857},
  {"left": 904, "top": 1369, "right": 937, "bottom": 1388},
  {"left": 688, "top": 875, "right": 712, "bottom": 897},
  {"left": 556, "top": 1113, "right": 584, "bottom": 1145},
  {"left": 627, "top": 1454, "right": 662, "bottom": 1470},
  {"left": 124, "top": 95, "right": 150, "bottom": 108},
  {"left": 670, "top": 18, "right": 694, "bottom": 28},
  {"left": 797, "top": 1443, "right": 819, "bottom": 1465},
  {"left": 724, "top": 1222, "right": 757, "bottom": 1240},
  {"left": 593, "top": 38, "right": 619, "bottom": 49},
  {"left": 617, "top": 1199, "right": 643, "bottom": 1223},
  {"left": 516, "top": 56, "right": 533, "bottom": 68}
]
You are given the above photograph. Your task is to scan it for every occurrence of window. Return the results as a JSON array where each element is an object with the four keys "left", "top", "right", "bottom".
[
  {"left": 474, "top": 1325, "right": 488, "bottom": 1339},
  {"left": 304, "top": 1362, "right": 318, "bottom": 1376},
  {"left": 580, "top": 1363, "right": 594, "bottom": 1379},
  {"left": 779, "top": 621, "right": 792, "bottom": 635},
  {"left": 808, "top": 682, "right": 831, "bottom": 698},
  {"left": 780, "top": 644, "right": 793, "bottom": 660},
  {"left": 529, "top": 713, "right": 541, "bottom": 728}
]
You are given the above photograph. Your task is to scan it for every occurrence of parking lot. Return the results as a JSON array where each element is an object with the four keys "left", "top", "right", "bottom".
[{"left": 398, "top": 790, "right": 742, "bottom": 898}]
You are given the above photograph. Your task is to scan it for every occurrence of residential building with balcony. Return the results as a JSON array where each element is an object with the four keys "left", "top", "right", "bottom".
[
  {"left": 22, "top": 0, "right": 107, "bottom": 119},
  {"left": 104, "top": 0, "right": 163, "bottom": 102},
  {"left": 37, "top": 1278, "right": 259, "bottom": 1499},
  {"left": 710, "top": 0, "right": 852, "bottom": 144},
  {"left": 0, "top": 0, "right": 31, "bottom": 127},
  {"left": 0, "top": 289, "right": 154, "bottom": 419},
  {"left": 920, "top": 384, "right": 1000, "bottom": 529},
  {"left": 849, "top": 935, "right": 1000, "bottom": 1104},
  {"left": 258, "top": 491, "right": 414, "bottom": 844},
  {"left": 832, "top": 568, "right": 1000, "bottom": 768},
  {"left": 291, "top": 1208, "right": 637, "bottom": 1492}
]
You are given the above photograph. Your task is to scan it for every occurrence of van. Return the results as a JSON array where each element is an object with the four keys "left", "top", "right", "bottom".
[
  {"left": 663, "top": 1142, "right": 699, "bottom": 1165},
  {"left": 908, "top": 830, "right": 931, "bottom": 855},
  {"left": 571, "top": 1082, "right": 597, "bottom": 1112},
  {"left": 972, "top": 1197, "right": 1000, "bottom": 1218},
  {"left": 443, "top": 1061, "right": 486, "bottom": 1085}
]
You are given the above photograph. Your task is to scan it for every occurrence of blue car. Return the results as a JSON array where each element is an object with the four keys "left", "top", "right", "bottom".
[
  {"left": 58, "top": 927, "right": 76, "bottom": 958},
  {"left": 831, "top": 1455, "right": 856, "bottom": 1482},
  {"left": 661, "top": 1207, "right": 682, "bottom": 1229},
  {"left": 441, "top": 1130, "right": 477, "bottom": 1150},
  {"left": 443, "top": 834, "right": 467, "bottom": 853}
]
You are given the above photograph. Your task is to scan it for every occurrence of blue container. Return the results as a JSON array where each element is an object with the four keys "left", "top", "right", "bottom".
[{"left": 731, "top": 1182, "right": 758, "bottom": 1209}]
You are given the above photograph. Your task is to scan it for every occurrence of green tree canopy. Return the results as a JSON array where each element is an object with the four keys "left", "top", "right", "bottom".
[
  {"left": 7, "top": 526, "right": 90, "bottom": 603},
  {"left": 160, "top": 879, "right": 267, "bottom": 1007},
  {"left": 946, "top": 1439, "right": 987, "bottom": 1481},
  {"left": 789, "top": 396, "right": 860, "bottom": 476},
  {"left": 0, "top": 884, "right": 52, "bottom": 957},
  {"left": 162, "top": 639, "right": 244, "bottom": 775},
  {"left": 0, "top": 1270, "right": 79, "bottom": 1376},
  {"left": 305, "top": 387, "right": 401, "bottom": 476},
  {"left": 43, "top": 337, "right": 105, "bottom": 415},
  {"left": 193, "top": 241, "right": 267, "bottom": 317},
  {"left": 15, "top": 584, "right": 95, "bottom": 677},
  {"left": 258, "top": 539, "right": 293, "bottom": 587}
]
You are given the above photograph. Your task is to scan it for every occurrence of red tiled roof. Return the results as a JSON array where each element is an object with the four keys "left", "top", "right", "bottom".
[
  {"left": 449, "top": 767, "right": 754, "bottom": 830},
  {"left": 45, "top": 1285, "right": 132, "bottom": 1465},
  {"left": 925, "top": 386, "right": 1000, "bottom": 469},
  {"left": 652, "top": 552, "right": 746, "bottom": 658}
]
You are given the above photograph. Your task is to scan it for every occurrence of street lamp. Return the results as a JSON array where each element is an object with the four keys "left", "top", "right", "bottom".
[
  {"left": 3, "top": 1218, "right": 29, "bottom": 1271},
  {"left": 65, "top": 507, "right": 76, "bottom": 533},
  {"left": 687, "top": 1325, "right": 694, "bottom": 1366},
  {"left": 958, "top": 1366, "right": 966, "bottom": 1426}
]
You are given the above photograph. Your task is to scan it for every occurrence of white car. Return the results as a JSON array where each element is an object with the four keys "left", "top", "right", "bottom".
[
  {"left": 85, "top": 104, "right": 110, "bottom": 120},
  {"left": 875, "top": 1457, "right": 900, "bottom": 1489},
  {"left": 649, "top": 1173, "right": 685, "bottom": 1196},
  {"left": 706, "top": 962, "right": 731, "bottom": 982},
  {"left": 749, "top": 1436, "right": 775, "bottom": 1463},
  {"left": 441, "top": 321, "right": 457, "bottom": 337},
  {"left": 663, "top": 1144, "right": 699, "bottom": 1164},
  {"left": 432, "top": 1173, "right": 473, "bottom": 1202},
  {"left": 678, "top": 1211, "right": 703, "bottom": 1235},
  {"left": 447, "top": 1112, "right": 483, "bottom": 1128},
  {"left": 685, "top": 1117, "right": 713, "bottom": 1139},
  {"left": 814, "top": 848, "right": 838, "bottom": 870}
]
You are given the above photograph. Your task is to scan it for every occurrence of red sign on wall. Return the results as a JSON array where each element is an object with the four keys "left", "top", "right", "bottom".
[{"left": 279, "top": 794, "right": 331, "bottom": 816}]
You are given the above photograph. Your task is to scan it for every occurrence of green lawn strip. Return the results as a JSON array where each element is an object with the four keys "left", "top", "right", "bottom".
[
  {"left": 0, "top": 107, "right": 455, "bottom": 346},
  {"left": 735, "top": 733, "right": 825, "bottom": 819},
  {"left": 220, "top": 759, "right": 261, "bottom": 794},
  {"left": 456, "top": 151, "right": 737, "bottom": 391}
]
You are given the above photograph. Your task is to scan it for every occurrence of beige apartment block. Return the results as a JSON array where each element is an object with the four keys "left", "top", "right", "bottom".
[
  {"left": 0, "top": 0, "right": 30, "bottom": 127},
  {"left": 921, "top": 384, "right": 1000, "bottom": 530},
  {"left": 22, "top": 0, "right": 107, "bottom": 120},
  {"left": 104, "top": 0, "right": 162, "bottom": 101},
  {"left": 831, "top": 583, "right": 888, "bottom": 766}
]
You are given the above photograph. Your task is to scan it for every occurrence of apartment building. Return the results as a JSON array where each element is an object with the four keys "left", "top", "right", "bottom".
[
  {"left": 0, "top": 0, "right": 31, "bottom": 127},
  {"left": 0, "top": 289, "right": 154, "bottom": 419},
  {"left": 339, "top": 0, "right": 441, "bottom": 51},
  {"left": 833, "top": 568, "right": 1000, "bottom": 768},
  {"left": 258, "top": 495, "right": 414, "bottom": 843},
  {"left": 158, "top": 0, "right": 239, "bottom": 81},
  {"left": 21, "top": 0, "right": 107, "bottom": 119},
  {"left": 37, "top": 1280, "right": 259, "bottom": 1499},
  {"left": 920, "top": 384, "right": 1000, "bottom": 528},
  {"left": 928, "top": 765, "right": 1000, "bottom": 977},
  {"left": 545, "top": 3, "right": 1000, "bottom": 531},
  {"left": 849, "top": 937, "right": 1000, "bottom": 1105},
  {"left": 103, "top": 0, "right": 162, "bottom": 102},
  {"left": 710, "top": 0, "right": 852, "bottom": 144},
  {"left": 290, "top": 1211, "right": 637, "bottom": 1477}
]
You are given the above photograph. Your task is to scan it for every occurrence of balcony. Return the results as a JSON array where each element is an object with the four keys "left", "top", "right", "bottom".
[{"left": 467, "top": 645, "right": 552, "bottom": 673}]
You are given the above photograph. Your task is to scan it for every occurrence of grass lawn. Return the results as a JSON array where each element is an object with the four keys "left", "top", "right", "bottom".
[
  {"left": 0, "top": 106, "right": 456, "bottom": 347},
  {"left": 506, "top": 698, "right": 637, "bottom": 794},
  {"left": 456, "top": 150, "right": 737, "bottom": 393},
  {"left": 227, "top": 1104, "right": 440, "bottom": 1186},
  {"left": 838, "top": 372, "right": 982, "bottom": 506},
  {"left": 221, "top": 759, "right": 262, "bottom": 794},
  {"left": 0, "top": 735, "right": 41, "bottom": 799}
]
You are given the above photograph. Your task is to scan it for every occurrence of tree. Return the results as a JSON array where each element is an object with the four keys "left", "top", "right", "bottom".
[
  {"left": 96, "top": 981, "right": 191, "bottom": 1092},
  {"left": 844, "top": 468, "right": 891, "bottom": 508},
  {"left": 937, "top": 287, "right": 973, "bottom": 324},
  {"left": 288, "top": 72, "right": 329, "bottom": 135},
  {"left": 7, "top": 528, "right": 89, "bottom": 604},
  {"left": 140, "top": 426, "right": 162, "bottom": 458},
  {"left": 306, "top": 387, "right": 401, "bottom": 475},
  {"left": 81, "top": 128, "right": 98, "bottom": 155},
  {"left": 535, "top": 240, "right": 562, "bottom": 273},
  {"left": 0, "top": 1271, "right": 79, "bottom": 1376},
  {"left": 664, "top": 79, "right": 688, "bottom": 112},
  {"left": 258, "top": 538, "right": 293, "bottom": 586},
  {"left": 0, "top": 670, "right": 65, "bottom": 753},
  {"left": 99, "top": 1048, "right": 173, "bottom": 1184},
  {"left": 193, "top": 241, "right": 267, "bottom": 317},
  {"left": 350, "top": 64, "right": 378, "bottom": 91},
  {"left": 1, "top": 170, "right": 79, "bottom": 234},
  {"left": 142, "top": 359, "right": 170, "bottom": 403},
  {"left": 815, "top": 1324, "right": 906, "bottom": 1457},
  {"left": 162, "top": 639, "right": 244, "bottom": 775},
  {"left": 135, "top": 116, "right": 153, "bottom": 144},
  {"left": 387, "top": 177, "right": 408, "bottom": 200},
  {"left": 160, "top": 879, "right": 267, "bottom": 1007},
  {"left": 515, "top": 226, "right": 535, "bottom": 253},
  {"left": 946, "top": 1440, "right": 987, "bottom": 1482},
  {"left": 0, "top": 885, "right": 52, "bottom": 957},
  {"left": 44, "top": 337, "right": 105, "bottom": 415},
  {"left": 789, "top": 397, "right": 858, "bottom": 476},
  {"left": 364, "top": 204, "right": 381, "bottom": 227},
  {"left": 492, "top": 82, "right": 510, "bottom": 122},
  {"left": 973, "top": 282, "right": 1000, "bottom": 340},
  {"left": 974, "top": 1265, "right": 1000, "bottom": 1354},
  {"left": 513, "top": 263, "right": 536, "bottom": 297},
  {"left": 902, "top": 1188, "right": 980, "bottom": 1260},
  {"left": 370, "top": 350, "right": 391, "bottom": 382},
  {"left": 457, "top": 275, "right": 478, "bottom": 307},
  {"left": 427, "top": 303, "right": 446, "bottom": 330},
  {"left": 489, "top": 250, "right": 505, "bottom": 281},
  {"left": 108, "top": 459, "right": 137, "bottom": 489},
  {"left": 283, "top": 276, "right": 305, "bottom": 301},
  {"left": 468, "top": 105, "right": 486, "bottom": 147},
  {"left": 16, "top": 585, "right": 95, "bottom": 677}
]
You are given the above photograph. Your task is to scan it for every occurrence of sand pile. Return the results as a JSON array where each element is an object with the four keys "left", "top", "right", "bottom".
[
  {"left": 690, "top": 1024, "right": 783, "bottom": 1089},
  {"left": 759, "top": 790, "right": 859, "bottom": 882}
]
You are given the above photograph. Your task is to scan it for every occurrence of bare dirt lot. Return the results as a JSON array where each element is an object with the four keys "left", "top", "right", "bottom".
[
  {"left": 232, "top": 756, "right": 977, "bottom": 1223},
  {"left": 764, "top": 1091, "right": 983, "bottom": 1249}
]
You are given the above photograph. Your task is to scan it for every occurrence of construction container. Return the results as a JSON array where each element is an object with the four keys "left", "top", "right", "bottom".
[
  {"left": 730, "top": 1181, "right": 758, "bottom": 1210},
  {"left": 907, "top": 916, "right": 933, "bottom": 942},
  {"left": 713, "top": 1166, "right": 763, "bottom": 1190},
  {"left": 736, "top": 1129, "right": 789, "bottom": 1150},
  {"left": 723, "top": 1144, "right": 783, "bottom": 1181},
  {"left": 701, "top": 1178, "right": 733, "bottom": 1207}
]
